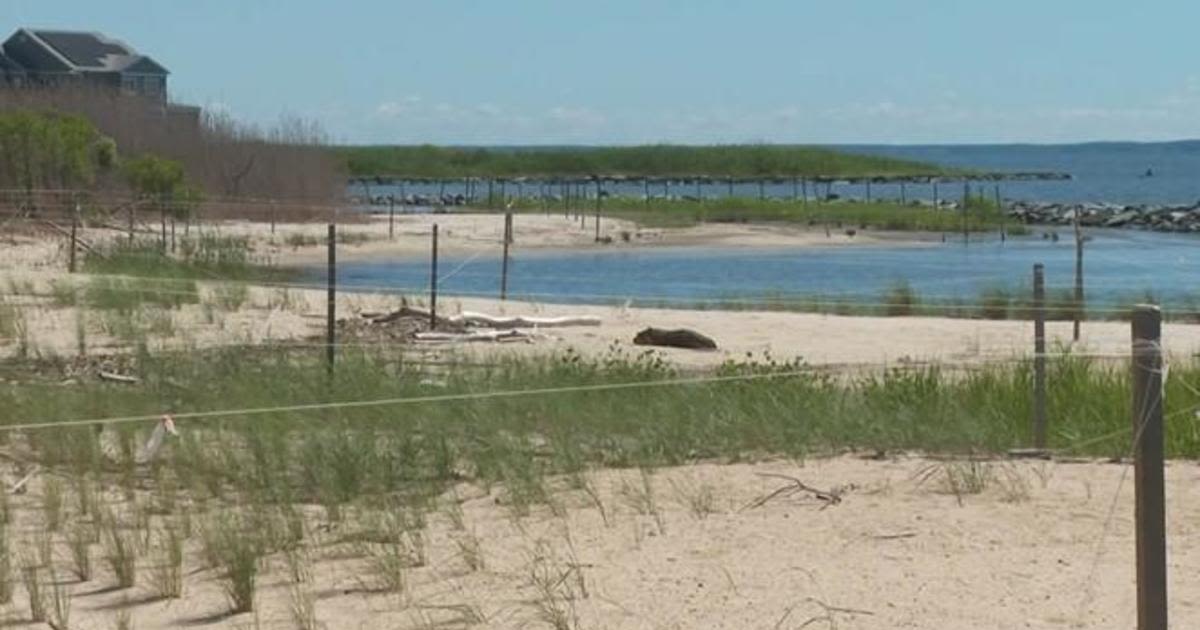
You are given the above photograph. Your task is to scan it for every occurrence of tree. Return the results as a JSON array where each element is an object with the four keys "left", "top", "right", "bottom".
[{"left": 0, "top": 110, "right": 114, "bottom": 212}]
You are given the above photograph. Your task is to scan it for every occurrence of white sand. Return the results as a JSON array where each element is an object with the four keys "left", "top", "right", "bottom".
[{"left": 3, "top": 455, "right": 1198, "bottom": 628}]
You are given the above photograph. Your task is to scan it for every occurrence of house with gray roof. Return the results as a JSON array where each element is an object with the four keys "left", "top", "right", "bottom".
[{"left": 0, "top": 28, "right": 170, "bottom": 102}]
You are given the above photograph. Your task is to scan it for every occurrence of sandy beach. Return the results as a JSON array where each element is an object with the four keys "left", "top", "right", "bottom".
[
  {"left": 0, "top": 454, "right": 1196, "bottom": 628},
  {"left": 2, "top": 214, "right": 1195, "bottom": 367},
  {"left": 1, "top": 216, "right": 1196, "bottom": 630}
]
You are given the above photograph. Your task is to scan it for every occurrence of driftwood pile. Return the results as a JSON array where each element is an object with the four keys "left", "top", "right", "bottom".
[{"left": 337, "top": 306, "right": 601, "bottom": 346}]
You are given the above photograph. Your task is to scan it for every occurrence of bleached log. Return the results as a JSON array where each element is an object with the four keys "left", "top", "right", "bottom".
[
  {"left": 412, "top": 329, "right": 533, "bottom": 343},
  {"left": 454, "top": 311, "right": 600, "bottom": 328},
  {"left": 369, "top": 306, "right": 598, "bottom": 329},
  {"left": 98, "top": 371, "right": 140, "bottom": 384}
]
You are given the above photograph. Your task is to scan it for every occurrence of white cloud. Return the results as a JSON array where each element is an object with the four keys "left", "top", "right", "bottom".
[{"left": 547, "top": 106, "right": 606, "bottom": 127}]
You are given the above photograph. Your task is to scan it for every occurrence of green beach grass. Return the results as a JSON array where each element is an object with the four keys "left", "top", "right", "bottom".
[{"left": 1, "top": 344, "right": 1193, "bottom": 510}]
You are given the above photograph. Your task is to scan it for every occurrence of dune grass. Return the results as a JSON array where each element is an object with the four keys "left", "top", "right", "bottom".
[
  {"left": 84, "top": 236, "right": 288, "bottom": 284},
  {"left": 0, "top": 343, "right": 1195, "bottom": 514}
]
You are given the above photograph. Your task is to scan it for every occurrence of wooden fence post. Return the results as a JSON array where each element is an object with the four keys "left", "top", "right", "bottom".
[
  {"left": 1033, "top": 263, "right": 1047, "bottom": 449},
  {"left": 270, "top": 200, "right": 277, "bottom": 235},
  {"left": 996, "top": 184, "right": 1006, "bottom": 242},
  {"left": 1131, "top": 304, "right": 1167, "bottom": 630},
  {"left": 900, "top": 181, "right": 906, "bottom": 205},
  {"left": 594, "top": 180, "right": 602, "bottom": 242},
  {"left": 326, "top": 223, "right": 336, "bottom": 375},
  {"left": 865, "top": 179, "right": 872, "bottom": 202},
  {"left": 68, "top": 202, "right": 79, "bottom": 273},
  {"left": 430, "top": 224, "right": 439, "bottom": 330},
  {"left": 1074, "top": 213, "right": 1084, "bottom": 341},
  {"left": 388, "top": 195, "right": 395, "bottom": 240},
  {"left": 932, "top": 181, "right": 939, "bottom": 209},
  {"left": 501, "top": 213, "right": 511, "bottom": 300}
]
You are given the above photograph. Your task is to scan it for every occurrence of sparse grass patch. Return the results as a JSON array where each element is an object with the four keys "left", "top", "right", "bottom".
[
  {"left": 43, "top": 477, "right": 64, "bottom": 532},
  {"left": 209, "top": 283, "right": 249, "bottom": 311},
  {"left": 102, "top": 515, "right": 139, "bottom": 589},
  {"left": 20, "top": 553, "right": 45, "bottom": 623},
  {"left": 151, "top": 525, "right": 184, "bottom": 599},
  {"left": 66, "top": 524, "right": 93, "bottom": 582},
  {"left": 202, "top": 511, "right": 263, "bottom": 614}
]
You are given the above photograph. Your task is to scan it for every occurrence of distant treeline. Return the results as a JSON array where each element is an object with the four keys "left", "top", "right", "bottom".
[{"left": 336, "top": 144, "right": 959, "bottom": 179}]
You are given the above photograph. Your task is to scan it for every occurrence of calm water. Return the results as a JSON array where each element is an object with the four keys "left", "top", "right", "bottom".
[
  {"left": 841, "top": 142, "right": 1200, "bottom": 205},
  {"left": 337, "top": 142, "right": 1200, "bottom": 307},
  {"left": 351, "top": 141, "right": 1200, "bottom": 207},
  {"left": 333, "top": 229, "right": 1200, "bottom": 310}
]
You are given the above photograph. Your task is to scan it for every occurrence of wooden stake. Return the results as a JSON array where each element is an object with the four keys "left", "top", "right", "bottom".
[
  {"left": 388, "top": 195, "right": 395, "bottom": 239},
  {"left": 1074, "top": 212, "right": 1084, "bottom": 341},
  {"left": 68, "top": 202, "right": 78, "bottom": 273},
  {"left": 501, "top": 212, "right": 512, "bottom": 300},
  {"left": 594, "top": 180, "right": 602, "bottom": 242},
  {"left": 1032, "top": 263, "right": 1047, "bottom": 449},
  {"left": 1131, "top": 304, "right": 1167, "bottom": 630},
  {"left": 430, "top": 224, "right": 439, "bottom": 330},
  {"left": 326, "top": 223, "right": 336, "bottom": 374}
]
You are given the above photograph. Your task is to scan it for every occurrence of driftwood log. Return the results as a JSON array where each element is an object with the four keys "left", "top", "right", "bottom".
[
  {"left": 633, "top": 327, "right": 717, "bottom": 350},
  {"left": 370, "top": 306, "right": 599, "bottom": 330}
]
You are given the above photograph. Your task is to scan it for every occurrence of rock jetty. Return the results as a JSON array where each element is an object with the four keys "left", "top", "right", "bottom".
[{"left": 1007, "top": 201, "right": 1200, "bottom": 232}]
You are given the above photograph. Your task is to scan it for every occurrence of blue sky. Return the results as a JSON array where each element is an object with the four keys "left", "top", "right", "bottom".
[{"left": 7, "top": 1, "right": 1200, "bottom": 145}]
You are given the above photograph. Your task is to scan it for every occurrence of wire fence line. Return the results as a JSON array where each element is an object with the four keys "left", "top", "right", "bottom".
[{"left": 1, "top": 269, "right": 1183, "bottom": 319}]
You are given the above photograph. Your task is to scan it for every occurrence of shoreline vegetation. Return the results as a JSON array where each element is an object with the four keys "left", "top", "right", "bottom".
[
  {"left": 4, "top": 344, "right": 1200, "bottom": 465},
  {"left": 336, "top": 144, "right": 964, "bottom": 179}
]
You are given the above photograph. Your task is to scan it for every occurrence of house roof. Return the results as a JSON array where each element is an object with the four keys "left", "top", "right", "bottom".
[
  {"left": 10, "top": 29, "right": 168, "bottom": 75},
  {"left": 0, "top": 50, "right": 24, "bottom": 74}
]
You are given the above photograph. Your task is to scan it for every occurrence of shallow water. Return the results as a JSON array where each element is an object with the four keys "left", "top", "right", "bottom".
[{"left": 331, "top": 228, "right": 1200, "bottom": 311}]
